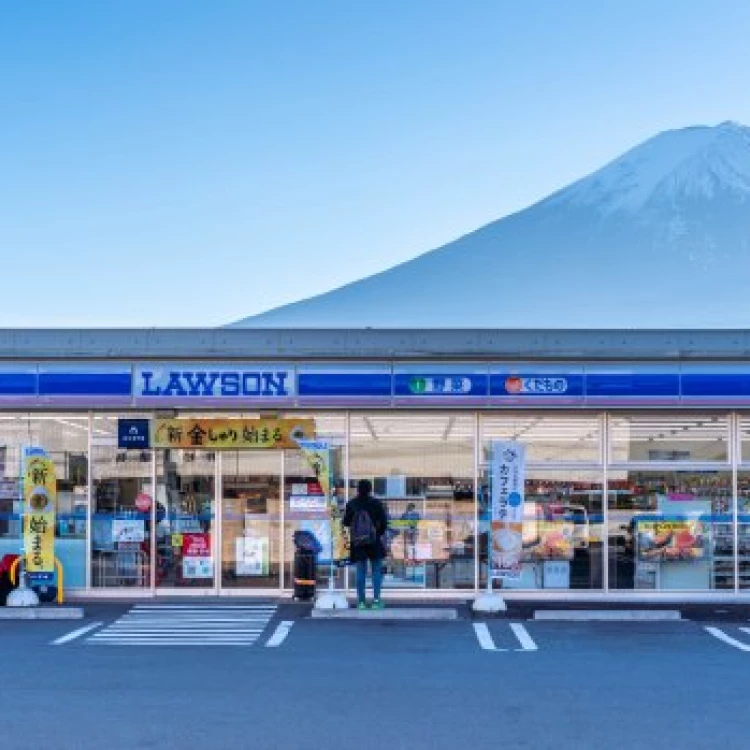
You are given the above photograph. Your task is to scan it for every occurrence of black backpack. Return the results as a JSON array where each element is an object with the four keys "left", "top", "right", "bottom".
[{"left": 351, "top": 507, "right": 377, "bottom": 548}]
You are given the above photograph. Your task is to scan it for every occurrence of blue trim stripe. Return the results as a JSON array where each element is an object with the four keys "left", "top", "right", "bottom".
[
  {"left": 0, "top": 372, "right": 36, "bottom": 395},
  {"left": 681, "top": 374, "right": 750, "bottom": 397},
  {"left": 38, "top": 372, "right": 132, "bottom": 396},
  {"left": 298, "top": 373, "right": 391, "bottom": 397},
  {"left": 586, "top": 373, "right": 680, "bottom": 398}
]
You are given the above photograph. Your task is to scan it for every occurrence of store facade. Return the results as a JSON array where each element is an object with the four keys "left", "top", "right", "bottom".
[{"left": 2, "top": 329, "right": 750, "bottom": 599}]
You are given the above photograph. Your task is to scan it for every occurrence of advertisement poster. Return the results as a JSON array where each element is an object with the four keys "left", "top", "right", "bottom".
[
  {"left": 297, "top": 440, "right": 348, "bottom": 563},
  {"left": 521, "top": 521, "right": 575, "bottom": 561},
  {"left": 235, "top": 536, "right": 269, "bottom": 576},
  {"left": 636, "top": 519, "right": 705, "bottom": 561},
  {"left": 490, "top": 441, "right": 526, "bottom": 578},
  {"left": 112, "top": 519, "right": 146, "bottom": 544},
  {"left": 153, "top": 418, "right": 315, "bottom": 450},
  {"left": 23, "top": 450, "right": 57, "bottom": 581},
  {"left": 181, "top": 532, "right": 213, "bottom": 579}
]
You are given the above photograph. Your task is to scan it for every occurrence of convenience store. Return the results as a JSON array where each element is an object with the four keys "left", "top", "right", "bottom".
[{"left": 2, "top": 327, "right": 750, "bottom": 599}]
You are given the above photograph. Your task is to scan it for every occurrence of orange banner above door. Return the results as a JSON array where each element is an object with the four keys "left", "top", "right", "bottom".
[{"left": 152, "top": 418, "right": 315, "bottom": 450}]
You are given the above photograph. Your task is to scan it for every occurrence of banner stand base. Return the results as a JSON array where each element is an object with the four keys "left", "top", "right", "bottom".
[
  {"left": 314, "top": 591, "right": 349, "bottom": 610},
  {"left": 472, "top": 592, "right": 507, "bottom": 614},
  {"left": 7, "top": 585, "right": 40, "bottom": 608}
]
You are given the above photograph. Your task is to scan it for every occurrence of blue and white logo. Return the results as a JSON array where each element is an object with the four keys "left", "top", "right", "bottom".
[
  {"left": 135, "top": 365, "right": 293, "bottom": 399},
  {"left": 118, "top": 419, "right": 151, "bottom": 449}
]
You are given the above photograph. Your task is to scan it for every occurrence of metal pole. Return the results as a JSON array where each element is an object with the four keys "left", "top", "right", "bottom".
[{"left": 473, "top": 411, "right": 479, "bottom": 594}]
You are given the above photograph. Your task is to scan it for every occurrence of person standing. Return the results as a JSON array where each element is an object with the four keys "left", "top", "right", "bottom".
[{"left": 343, "top": 479, "right": 388, "bottom": 609}]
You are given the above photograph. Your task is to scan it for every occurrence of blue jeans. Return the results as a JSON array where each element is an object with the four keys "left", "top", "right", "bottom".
[{"left": 356, "top": 558, "right": 383, "bottom": 603}]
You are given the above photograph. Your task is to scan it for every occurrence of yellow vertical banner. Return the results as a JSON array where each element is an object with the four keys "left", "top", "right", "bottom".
[
  {"left": 297, "top": 440, "right": 348, "bottom": 563},
  {"left": 23, "top": 452, "right": 57, "bottom": 579}
]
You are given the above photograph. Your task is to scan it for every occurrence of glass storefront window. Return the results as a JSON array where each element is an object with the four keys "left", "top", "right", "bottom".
[
  {"left": 607, "top": 470, "right": 732, "bottom": 590},
  {"left": 609, "top": 413, "right": 728, "bottom": 463},
  {"left": 349, "top": 413, "right": 475, "bottom": 590},
  {"left": 156, "top": 449, "right": 216, "bottom": 588},
  {"left": 478, "top": 469, "right": 603, "bottom": 590},
  {"left": 735, "top": 472, "right": 750, "bottom": 590},
  {"left": 221, "top": 451, "right": 281, "bottom": 589},
  {"left": 481, "top": 414, "right": 601, "bottom": 464},
  {"left": 0, "top": 414, "right": 88, "bottom": 590},
  {"left": 283, "top": 413, "right": 347, "bottom": 590}
]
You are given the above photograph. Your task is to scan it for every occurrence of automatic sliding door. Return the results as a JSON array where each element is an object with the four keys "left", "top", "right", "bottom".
[{"left": 220, "top": 451, "right": 282, "bottom": 590}]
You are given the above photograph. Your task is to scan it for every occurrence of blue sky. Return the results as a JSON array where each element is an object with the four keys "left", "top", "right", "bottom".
[{"left": 1, "top": 1, "right": 749, "bottom": 327}]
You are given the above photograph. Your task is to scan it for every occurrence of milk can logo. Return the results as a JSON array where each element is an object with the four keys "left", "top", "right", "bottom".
[
  {"left": 504, "top": 376, "right": 568, "bottom": 395},
  {"left": 409, "top": 376, "right": 472, "bottom": 395}
]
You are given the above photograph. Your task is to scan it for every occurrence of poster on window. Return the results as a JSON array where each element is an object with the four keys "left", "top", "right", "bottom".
[
  {"left": 112, "top": 519, "right": 146, "bottom": 544},
  {"left": 181, "top": 532, "right": 213, "bottom": 578},
  {"left": 236, "top": 536, "right": 269, "bottom": 576},
  {"left": 636, "top": 519, "right": 705, "bottom": 561},
  {"left": 490, "top": 441, "right": 526, "bottom": 578}
]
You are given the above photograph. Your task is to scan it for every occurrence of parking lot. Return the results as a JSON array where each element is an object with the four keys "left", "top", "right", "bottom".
[{"left": 1, "top": 601, "right": 749, "bottom": 750}]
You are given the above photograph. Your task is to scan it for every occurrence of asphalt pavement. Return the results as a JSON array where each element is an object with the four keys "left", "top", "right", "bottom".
[{"left": 1, "top": 600, "right": 749, "bottom": 750}]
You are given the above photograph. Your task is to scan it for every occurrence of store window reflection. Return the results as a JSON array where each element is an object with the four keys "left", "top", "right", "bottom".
[
  {"left": 283, "top": 413, "right": 347, "bottom": 590},
  {"left": 349, "top": 413, "right": 475, "bottom": 590},
  {"left": 478, "top": 470, "right": 603, "bottom": 590},
  {"left": 156, "top": 449, "right": 216, "bottom": 588},
  {"left": 609, "top": 414, "right": 728, "bottom": 463},
  {"left": 221, "top": 451, "right": 281, "bottom": 589},
  {"left": 0, "top": 414, "right": 88, "bottom": 590},
  {"left": 608, "top": 471, "right": 732, "bottom": 591}
]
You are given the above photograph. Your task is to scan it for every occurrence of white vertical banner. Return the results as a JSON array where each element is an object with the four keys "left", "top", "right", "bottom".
[{"left": 490, "top": 441, "right": 526, "bottom": 578}]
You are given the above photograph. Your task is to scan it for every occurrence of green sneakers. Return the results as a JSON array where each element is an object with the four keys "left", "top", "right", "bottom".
[
  {"left": 371, "top": 599, "right": 384, "bottom": 610},
  {"left": 357, "top": 601, "right": 368, "bottom": 610}
]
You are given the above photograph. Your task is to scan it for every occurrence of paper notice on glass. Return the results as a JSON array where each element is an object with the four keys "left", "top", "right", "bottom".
[
  {"left": 236, "top": 536, "right": 269, "bottom": 576},
  {"left": 490, "top": 441, "right": 526, "bottom": 578},
  {"left": 182, "top": 557, "right": 213, "bottom": 579},
  {"left": 112, "top": 519, "right": 146, "bottom": 544}
]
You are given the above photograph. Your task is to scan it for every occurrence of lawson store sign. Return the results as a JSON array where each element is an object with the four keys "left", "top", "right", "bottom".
[{"left": 5, "top": 362, "right": 750, "bottom": 407}]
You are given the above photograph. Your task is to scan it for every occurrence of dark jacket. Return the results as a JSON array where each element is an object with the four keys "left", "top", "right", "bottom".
[{"left": 343, "top": 494, "right": 388, "bottom": 562}]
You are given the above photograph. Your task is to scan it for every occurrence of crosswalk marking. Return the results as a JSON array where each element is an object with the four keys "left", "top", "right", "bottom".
[
  {"left": 705, "top": 626, "right": 750, "bottom": 652},
  {"left": 88, "top": 604, "right": 277, "bottom": 647},
  {"left": 473, "top": 622, "right": 538, "bottom": 652}
]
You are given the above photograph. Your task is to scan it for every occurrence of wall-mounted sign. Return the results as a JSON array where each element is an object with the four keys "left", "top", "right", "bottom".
[
  {"left": 112, "top": 519, "right": 145, "bottom": 544},
  {"left": 135, "top": 363, "right": 294, "bottom": 402},
  {"left": 118, "top": 419, "right": 151, "bottom": 449},
  {"left": 152, "top": 418, "right": 315, "bottom": 450}
]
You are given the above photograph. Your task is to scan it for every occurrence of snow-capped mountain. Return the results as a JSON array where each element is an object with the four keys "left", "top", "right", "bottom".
[{"left": 233, "top": 121, "right": 750, "bottom": 328}]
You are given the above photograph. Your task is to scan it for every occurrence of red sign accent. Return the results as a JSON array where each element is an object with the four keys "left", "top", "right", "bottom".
[
  {"left": 135, "top": 493, "right": 152, "bottom": 513},
  {"left": 182, "top": 533, "right": 211, "bottom": 558},
  {"left": 505, "top": 376, "right": 523, "bottom": 394}
]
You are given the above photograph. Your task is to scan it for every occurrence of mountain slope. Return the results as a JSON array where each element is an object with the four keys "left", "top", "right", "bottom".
[{"left": 233, "top": 122, "right": 750, "bottom": 328}]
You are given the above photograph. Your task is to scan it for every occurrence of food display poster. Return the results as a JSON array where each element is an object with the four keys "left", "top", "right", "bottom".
[
  {"left": 636, "top": 519, "right": 705, "bottom": 561},
  {"left": 153, "top": 418, "right": 315, "bottom": 450},
  {"left": 490, "top": 441, "right": 525, "bottom": 578},
  {"left": 521, "top": 521, "right": 575, "bottom": 562},
  {"left": 22, "top": 449, "right": 57, "bottom": 581}
]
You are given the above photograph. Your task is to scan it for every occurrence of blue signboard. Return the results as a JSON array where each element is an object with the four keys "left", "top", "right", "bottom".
[
  {"left": 134, "top": 363, "right": 295, "bottom": 404},
  {"left": 118, "top": 419, "right": 151, "bottom": 449},
  {"left": 298, "top": 371, "right": 391, "bottom": 397},
  {"left": 490, "top": 371, "right": 584, "bottom": 398},
  {"left": 585, "top": 371, "right": 680, "bottom": 399},
  {"left": 394, "top": 373, "right": 488, "bottom": 397}
]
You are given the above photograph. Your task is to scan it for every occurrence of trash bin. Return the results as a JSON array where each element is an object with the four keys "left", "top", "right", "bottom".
[{"left": 292, "top": 530, "right": 321, "bottom": 602}]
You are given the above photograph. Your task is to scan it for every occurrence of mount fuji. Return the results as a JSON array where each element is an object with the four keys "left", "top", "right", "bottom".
[{"left": 233, "top": 122, "right": 750, "bottom": 328}]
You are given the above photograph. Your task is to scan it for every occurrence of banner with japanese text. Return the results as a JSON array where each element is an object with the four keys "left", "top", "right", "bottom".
[
  {"left": 152, "top": 418, "right": 314, "bottom": 450},
  {"left": 490, "top": 441, "right": 526, "bottom": 578},
  {"left": 23, "top": 450, "right": 57, "bottom": 580},
  {"left": 297, "top": 440, "right": 348, "bottom": 563}
]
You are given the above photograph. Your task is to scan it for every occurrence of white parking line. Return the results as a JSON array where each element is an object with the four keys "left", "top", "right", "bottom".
[
  {"left": 51, "top": 622, "right": 103, "bottom": 645},
  {"left": 266, "top": 620, "right": 295, "bottom": 648},
  {"left": 473, "top": 623, "right": 505, "bottom": 651},
  {"left": 510, "top": 622, "right": 538, "bottom": 651},
  {"left": 706, "top": 627, "right": 750, "bottom": 652}
]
